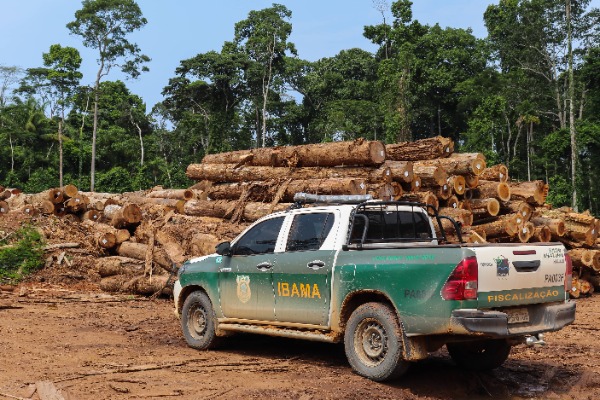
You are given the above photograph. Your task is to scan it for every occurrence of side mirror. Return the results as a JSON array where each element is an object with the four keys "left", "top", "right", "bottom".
[{"left": 216, "top": 241, "right": 232, "bottom": 256}]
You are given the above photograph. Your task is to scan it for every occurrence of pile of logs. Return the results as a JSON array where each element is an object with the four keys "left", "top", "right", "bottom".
[
  {"left": 185, "top": 136, "right": 598, "bottom": 298},
  {"left": 2, "top": 136, "right": 599, "bottom": 299}
]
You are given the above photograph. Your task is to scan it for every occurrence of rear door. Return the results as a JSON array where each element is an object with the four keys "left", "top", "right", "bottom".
[{"left": 473, "top": 244, "right": 567, "bottom": 308}]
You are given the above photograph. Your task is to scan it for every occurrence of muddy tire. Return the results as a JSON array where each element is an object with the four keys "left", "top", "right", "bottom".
[
  {"left": 181, "top": 291, "right": 220, "bottom": 350},
  {"left": 344, "top": 302, "right": 410, "bottom": 381},
  {"left": 447, "top": 339, "right": 511, "bottom": 370}
]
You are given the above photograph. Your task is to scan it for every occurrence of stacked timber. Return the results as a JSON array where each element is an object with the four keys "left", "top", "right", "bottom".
[{"left": 4, "top": 135, "right": 600, "bottom": 299}]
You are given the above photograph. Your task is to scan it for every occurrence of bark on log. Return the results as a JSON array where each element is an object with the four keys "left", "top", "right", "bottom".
[
  {"left": 412, "top": 164, "right": 447, "bottom": 186},
  {"left": 82, "top": 210, "right": 101, "bottom": 222},
  {"left": 156, "top": 231, "right": 187, "bottom": 266},
  {"left": 480, "top": 164, "right": 509, "bottom": 182},
  {"left": 401, "top": 191, "right": 439, "bottom": 210},
  {"left": 103, "top": 203, "right": 142, "bottom": 228},
  {"left": 473, "top": 215, "right": 519, "bottom": 239},
  {"left": 468, "top": 180, "right": 511, "bottom": 202},
  {"left": 502, "top": 201, "right": 534, "bottom": 221},
  {"left": 402, "top": 175, "right": 422, "bottom": 192},
  {"left": 201, "top": 139, "right": 386, "bottom": 167},
  {"left": 414, "top": 154, "right": 486, "bottom": 176},
  {"left": 509, "top": 180, "right": 548, "bottom": 205},
  {"left": 96, "top": 256, "right": 144, "bottom": 277},
  {"left": 381, "top": 161, "right": 414, "bottom": 183},
  {"left": 189, "top": 232, "right": 221, "bottom": 257},
  {"left": 569, "top": 248, "right": 593, "bottom": 268},
  {"left": 187, "top": 162, "right": 387, "bottom": 185},
  {"left": 206, "top": 178, "right": 367, "bottom": 202},
  {"left": 366, "top": 183, "right": 395, "bottom": 200},
  {"left": 530, "top": 216, "right": 565, "bottom": 237},
  {"left": 439, "top": 207, "right": 473, "bottom": 229},
  {"left": 116, "top": 241, "right": 172, "bottom": 270},
  {"left": 385, "top": 136, "right": 454, "bottom": 161},
  {"left": 146, "top": 189, "right": 195, "bottom": 200},
  {"left": 467, "top": 198, "right": 501, "bottom": 217},
  {"left": 183, "top": 199, "right": 290, "bottom": 222},
  {"left": 538, "top": 208, "right": 597, "bottom": 245},
  {"left": 0, "top": 190, "right": 11, "bottom": 201}
]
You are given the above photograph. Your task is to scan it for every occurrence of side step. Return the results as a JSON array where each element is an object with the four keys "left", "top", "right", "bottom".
[{"left": 218, "top": 323, "right": 337, "bottom": 343}]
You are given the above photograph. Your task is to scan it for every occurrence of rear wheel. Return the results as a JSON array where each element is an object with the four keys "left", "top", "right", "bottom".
[
  {"left": 447, "top": 339, "right": 511, "bottom": 370},
  {"left": 181, "top": 291, "right": 220, "bottom": 350},
  {"left": 344, "top": 302, "right": 409, "bottom": 381}
]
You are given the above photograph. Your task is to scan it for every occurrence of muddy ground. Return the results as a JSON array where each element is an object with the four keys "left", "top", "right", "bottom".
[{"left": 0, "top": 284, "right": 599, "bottom": 400}]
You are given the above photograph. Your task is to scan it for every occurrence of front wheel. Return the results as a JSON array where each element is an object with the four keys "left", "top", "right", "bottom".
[
  {"left": 181, "top": 291, "right": 220, "bottom": 350},
  {"left": 447, "top": 339, "right": 511, "bottom": 370},
  {"left": 344, "top": 302, "right": 410, "bottom": 381}
]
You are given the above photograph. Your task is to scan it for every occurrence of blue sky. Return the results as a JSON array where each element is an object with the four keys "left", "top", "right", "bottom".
[{"left": 0, "top": 1, "right": 593, "bottom": 109}]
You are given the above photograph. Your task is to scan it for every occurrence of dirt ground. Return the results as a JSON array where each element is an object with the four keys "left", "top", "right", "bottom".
[{"left": 1, "top": 284, "right": 599, "bottom": 400}]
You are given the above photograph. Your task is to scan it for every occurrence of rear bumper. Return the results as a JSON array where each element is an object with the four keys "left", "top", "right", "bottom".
[{"left": 451, "top": 301, "right": 576, "bottom": 337}]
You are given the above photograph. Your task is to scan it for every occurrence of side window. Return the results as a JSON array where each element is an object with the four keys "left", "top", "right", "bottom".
[
  {"left": 286, "top": 213, "right": 335, "bottom": 252},
  {"left": 232, "top": 217, "right": 284, "bottom": 256},
  {"left": 350, "top": 211, "right": 432, "bottom": 243}
]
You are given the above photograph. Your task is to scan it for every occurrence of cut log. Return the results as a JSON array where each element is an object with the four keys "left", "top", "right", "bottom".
[
  {"left": 187, "top": 162, "right": 387, "bottom": 185},
  {"left": 62, "top": 184, "right": 79, "bottom": 198},
  {"left": 468, "top": 180, "right": 511, "bottom": 202},
  {"left": 97, "top": 232, "right": 117, "bottom": 249},
  {"left": 146, "top": 189, "right": 195, "bottom": 200},
  {"left": 447, "top": 175, "right": 466, "bottom": 195},
  {"left": 468, "top": 198, "right": 501, "bottom": 217},
  {"left": 381, "top": 161, "right": 414, "bottom": 183},
  {"left": 412, "top": 164, "right": 448, "bottom": 187},
  {"left": 437, "top": 182, "right": 453, "bottom": 200},
  {"left": 183, "top": 199, "right": 290, "bottom": 222},
  {"left": 96, "top": 256, "right": 144, "bottom": 277},
  {"left": 401, "top": 191, "right": 439, "bottom": 210},
  {"left": 532, "top": 225, "right": 552, "bottom": 242},
  {"left": 480, "top": 164, "right": 509, "bottom": 182},
  {"left": 465, "top": 174, "right": 479, "bottom": 189},
  {"left": 530, "top": 216, "right": 565, "bottom": 237},
  {"left": 385, "top": 136, "right": 454, "bottom": 161},
  {"left": 509, "top": 180, "right": 548, "bottom": 205},
  {"left": 117, "top": 241, "right": 172, "bottom": 270},
  {"left": 0, "top": 189, "right": 11, "bottom": 200},
  {"left": 0, "top": 201, "right": 8, "bottom": 215},
  {"left": 156, "top": 231, "right": 187, "bottom": 266},
  {"left": 366, "top": 183, "right": 395, "bottom": 200},
  {"left": 502, "top": 201, "right": 534, "bottom": 221},
  {"left": 415, "top": 154, "right": 486, "bottom": 176},
  {"left": 201, "top": 139, "right": 386, "bottom": 167},
  {"left": 518, "top": 221, "right": 534, "bottom": 243},
  {"left": 442, "top": 195, "right": 460, "bottom": 209},
  {"left": 569, "top": 248, "right": 593, "bottom": 268},
  {"left": 539, "top": 208, "right": 597, "bottom": 246},
  {"left": 438, "top": 207, "right": 473, "bottom": 229},
  {"left": 82, "top": 210, "right": 102, "bottom": 222},
  {"left": 206, "top": 178, "right": 367, "bottom": 202},
  {"left": 473, "top": 215, "right": 519, "bottom": 239},
  {"left": 124, "top": 275, "right": 171, "bottom": 296},
  {"left": 402, "top": 175, "right": 422, "bottom": 192},
  {"left": 103, "top": 203, "right": 142, "bottom": 228},
  {"left": 48, "top": 188, "right": 64, "bottom": 204}
]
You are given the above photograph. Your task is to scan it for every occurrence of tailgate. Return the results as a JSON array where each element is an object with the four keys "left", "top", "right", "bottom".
[{"left": 471, "top": 243, "right": 567, "bottom": 308}]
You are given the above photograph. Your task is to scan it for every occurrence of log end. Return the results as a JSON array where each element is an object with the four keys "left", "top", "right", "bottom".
[
  {"left": 487, "top": 198, "right": 500, "bottom": 217},
  {"left": 369, "top": 141, "right": 387, "bottom": 165},
  {"left": 497, "top": 182, "right": 511, "bottom": 202}
]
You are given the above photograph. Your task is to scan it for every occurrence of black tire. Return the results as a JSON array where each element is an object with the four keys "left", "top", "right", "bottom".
[
  {"left": 447, "top": 339, "right": 511, "bottom": 370},
  {"left": 344, "top": 302, "right": 410, "bottom": 381},
  {"left": 181, "top": 291, "right": 220, "bottom": 350}
]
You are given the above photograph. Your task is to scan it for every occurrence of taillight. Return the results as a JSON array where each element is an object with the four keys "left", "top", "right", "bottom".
[
  {"left": 441, "top": 256, "right": 478, "bottom": 300},
  {"left": 565, "top": 253, "right": 573, "bottom": 293}
]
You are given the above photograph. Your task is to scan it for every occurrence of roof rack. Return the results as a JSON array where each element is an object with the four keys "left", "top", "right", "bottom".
[{"left": 292, "top": 192, "right": 374, "bottom": 205}]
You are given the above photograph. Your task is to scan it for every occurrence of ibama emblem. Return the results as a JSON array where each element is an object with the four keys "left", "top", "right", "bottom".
[
  {"left": 236, "top": 275, "right": 251, "bottom": 303},
  {"left": 494, "top": 256, "right": 510, "bottom": 277}
]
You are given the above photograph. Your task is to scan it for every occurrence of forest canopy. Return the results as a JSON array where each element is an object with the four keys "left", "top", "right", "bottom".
[{"left": 1, "top": 0, "right": 599, "bottom": 213}]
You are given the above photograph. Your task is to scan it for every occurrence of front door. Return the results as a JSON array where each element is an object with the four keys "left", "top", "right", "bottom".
[
  {"left": 219, "top": 216, "right": 284, "bottom": 321},
  {"left": 273, "top": 212, "right": 336, "bottom": 326}
]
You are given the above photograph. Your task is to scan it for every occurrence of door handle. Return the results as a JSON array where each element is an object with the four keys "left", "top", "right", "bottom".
[
  {"left": 256, "top": 262, "right": 273, "bottom": 271},
  {"left": 512, "top": 260, "right": 540, "bottom": 272},
  {"left": 307, "top": 260, "right": 325, "bottom": 270}
]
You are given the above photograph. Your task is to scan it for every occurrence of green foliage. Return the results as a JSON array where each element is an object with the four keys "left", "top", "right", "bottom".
[{"left": 0, "top": 226, "right": 45, "bottom": 283}]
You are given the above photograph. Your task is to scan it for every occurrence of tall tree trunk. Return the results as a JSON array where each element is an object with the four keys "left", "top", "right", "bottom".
[
  {"left": 567, "top": 0, "right": 578, "bottom": 211},
  {"left": 58, "top": 118, "right": 64, "bottom": 188},
  {"left": 91, "top": 76, "right": 100, "bottom": 192}
]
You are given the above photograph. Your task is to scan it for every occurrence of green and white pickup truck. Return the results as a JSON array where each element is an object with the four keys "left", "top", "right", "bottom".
[{"left": 173, "top": 194, "right": 575, "bottom": 381}]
